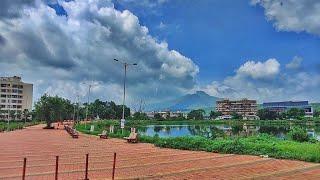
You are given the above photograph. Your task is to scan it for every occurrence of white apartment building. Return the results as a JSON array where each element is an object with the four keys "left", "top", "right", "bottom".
[{"left": 0, "top": 76, "right": 33, "bottom": 120}]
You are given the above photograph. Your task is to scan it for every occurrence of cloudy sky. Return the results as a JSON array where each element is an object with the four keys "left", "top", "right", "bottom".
[{"left": 1, "top": 0, "right": 320, "bottom": 106}]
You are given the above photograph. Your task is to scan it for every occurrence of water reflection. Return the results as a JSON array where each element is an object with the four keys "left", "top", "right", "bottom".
[{"left": 138, "top": 124, "right": 320, "bottom": 140}]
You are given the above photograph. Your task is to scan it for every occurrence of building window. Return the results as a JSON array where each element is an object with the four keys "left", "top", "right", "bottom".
[
  {"left": 1, "top": 94, "right": 6, "bottom": 98},
  {"left": 17, "top": 105, "right": 22, "bottom": 109},
  {"left": 18, "top": 90, "right": 23, "bottom": 94},
  {"left": 0, "top": 105, "right": 5, "bottom": 108}
]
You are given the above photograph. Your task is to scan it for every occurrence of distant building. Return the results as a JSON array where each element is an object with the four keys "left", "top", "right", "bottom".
[
  {"left": 216, "top": 99, "right": 258, "bottom": 119},
  {"left": 146, "top": 110, "right": 184, "bottom": 119},
  {"left": 215, "top": 115, "right": 233, "bottom": 120},
  {"left": 263, "top": 101, "right": 313, "bottom": 117},
  {"left": 0, "top": 76, "right": 33, "bottom": 120}
]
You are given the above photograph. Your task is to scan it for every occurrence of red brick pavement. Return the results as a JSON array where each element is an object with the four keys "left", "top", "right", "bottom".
[{"left": 0, "top": 124, "right": 319, "bottom": 180}]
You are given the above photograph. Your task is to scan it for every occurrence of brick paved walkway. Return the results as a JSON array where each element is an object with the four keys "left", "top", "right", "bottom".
[{"left": 0, "top": 125, "right": 319, "bottom": 180}]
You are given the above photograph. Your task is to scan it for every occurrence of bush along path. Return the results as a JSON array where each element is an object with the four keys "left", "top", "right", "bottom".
[
  {"left": 76, "top": 123, "right": 320, "bottom": 163},
  {"left": 0, "top": 121, "right": 42, "bottom": 132}
]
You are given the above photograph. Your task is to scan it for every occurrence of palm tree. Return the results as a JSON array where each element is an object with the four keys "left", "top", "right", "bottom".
[
  {"left": 0, "top": 107, "right": 4, "bottom": 120},
  {"left": 23, "top": 109, "right": 29, "bottom": 126},
  {"left": 23, "top": 109, "right": 29, "bottom": 124}
]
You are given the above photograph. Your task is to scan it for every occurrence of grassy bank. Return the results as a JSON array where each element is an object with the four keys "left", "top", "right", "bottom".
[
  {"left": 77, "top": 118, "right": 320, "bottom": 127},
  {"left": 0, "top": 121, "right": 42, "bottom": 132},
  {"left": 76, "top": 121, "right": 320, "bottom": 163},
  {"left": 153, "top": 135, "right": 320, "bottom": 163}
]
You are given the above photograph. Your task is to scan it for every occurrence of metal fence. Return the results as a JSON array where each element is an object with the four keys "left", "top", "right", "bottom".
[{"left": 1, "top": 153, "right": 117, "bottom": 180}]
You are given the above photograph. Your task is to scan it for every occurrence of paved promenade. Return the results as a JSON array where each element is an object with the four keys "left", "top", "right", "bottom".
[{"left": 0, "top": 125, "right": 319, "bottom": 179}]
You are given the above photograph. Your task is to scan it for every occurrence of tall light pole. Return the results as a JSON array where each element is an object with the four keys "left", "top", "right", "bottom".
[
  {"left": 7, "top": 82, "right": 11, "bottom": 132},
  {"left": 82, "top": 82, "right": 96, "bottom": 128},
  {"left": 72, "top": 95, "right": 77, "bottom": 122},
  {"left": 113, "top": 59, "right": 137, "bottom": 121}
]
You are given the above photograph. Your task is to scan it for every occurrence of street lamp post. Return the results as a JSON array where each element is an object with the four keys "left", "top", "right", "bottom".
[
  {"left": 82, "top": 83, "right": 94, "bottom": 128},
  {"left": 113, "top": 59, "right": 137, "bottom": 125},
  {"left": 7, "top": 82, "right": 11, "bottom": 132}
]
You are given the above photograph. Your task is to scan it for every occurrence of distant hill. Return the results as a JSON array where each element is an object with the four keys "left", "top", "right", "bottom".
[{"left": 146, "top": 91, "right": 221, "bottom": 113}]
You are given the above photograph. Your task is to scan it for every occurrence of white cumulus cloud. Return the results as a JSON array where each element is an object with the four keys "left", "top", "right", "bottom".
[
  {"left": 203, "top": 57, "right": 320, "bottom": 102},
  {"left": 251, "top": 0, "right": 320, "bottom": 36},
  {"left": 237, "top": 58, "right": 280, "bottom": 79},
  {"left": 0, "top": 0, "right": 199, "bottom": 105}
]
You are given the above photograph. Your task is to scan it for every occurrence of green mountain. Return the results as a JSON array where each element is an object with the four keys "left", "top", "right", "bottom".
[{"left": 146, "top": 91, "right": 221, "bottom": 112}]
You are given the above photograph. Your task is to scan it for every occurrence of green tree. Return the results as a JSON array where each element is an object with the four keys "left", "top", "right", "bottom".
[
  {"left": 0, "top": 107, "right": 5, "bottom": 120},
  {"left": 209, "top": 111, "right": 222, "bottom": 119},
  {"left": 22, "top": 109, "right": 30, "bottom": 123},
  {"left": 115, "top": 105, "right": 130, "bottom": 119},
  {"left": 132, "top": 112, "right": 149, "bottom": 120},
  {"left": 154, "top": 113, "right": 163, "bottom": 120},
  {"left": 16, "top": 111, "right": 22, "bottom": 120},
  {"left": 87, "top": 99, "right": 130, "bottom": 119},
  {"left": 287, "top": 127, "right": 309, "bottom": 142},
  {"left": 287, "top": 108, "right": 305, "bottom": 119},
  {"left": 9, "top": 110, "right": 15, "bottom": 120},
  {"left": 314, "top": 110, "right": 320, "bottom": 117},
  {"left": 279, "top": 112, "right": 287, "bottom": 120},
  {"left": 257, "top": 109, "right": 279, "bottom": 120},
  {"left": 34, "top": 94, "right": 74, "bottom": 127},
  {"left": 231, "top": 112, "right": 243, "bottom": 120},
  {"left": 187, "top": 109, "right": 205, "bottom": 120}
]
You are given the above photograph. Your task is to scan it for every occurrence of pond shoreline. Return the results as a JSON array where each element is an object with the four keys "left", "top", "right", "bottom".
[{"left": 76, "top": 120, "right": 320, "bottom": 163}]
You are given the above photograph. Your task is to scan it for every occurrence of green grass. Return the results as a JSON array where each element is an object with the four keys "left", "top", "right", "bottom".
[
  {"left": 0, "top": 121, "right": 42, "bottom": 132},
  {"left": 76, "top": 121, "right": 320, "bottom": 163},
  {"left": 153, "top": 135, "right": 320, "bottom": 163}
]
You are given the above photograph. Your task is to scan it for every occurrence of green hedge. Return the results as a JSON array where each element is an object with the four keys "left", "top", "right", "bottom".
[{"left": 0, "top": 121, "right": 42, "bottom": 132}]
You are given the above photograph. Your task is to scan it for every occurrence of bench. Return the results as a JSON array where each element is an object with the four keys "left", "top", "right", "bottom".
[
  {"left": 98, "top": 130, "right": 108, "bottom": 139},
  {"left": 124, "top": 132, "right": 138, "bottom": 143},
  {"left": 64, "top": 125, "right": 79, "bottom": 138}
]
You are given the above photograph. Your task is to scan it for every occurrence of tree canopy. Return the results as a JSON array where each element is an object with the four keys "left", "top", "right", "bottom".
[
  {"left": 34, "top": 94, "right": 130, "bottom": 127},
  {"left": 34, "top": 94, "right": 74, "bottom": 127},
  {"left": 209, "top": 111, "right": 222, "bottom": 119},
  {"left": 257, "top": 109, "right": 279, "bottom": 120},
  {"left": 187, "top": 109, "right": 205, "bottom": 120}
]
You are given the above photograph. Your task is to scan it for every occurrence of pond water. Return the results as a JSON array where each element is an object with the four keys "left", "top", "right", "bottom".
[{"left": 137, "top": 123, "right": 320, "bottom": 140}]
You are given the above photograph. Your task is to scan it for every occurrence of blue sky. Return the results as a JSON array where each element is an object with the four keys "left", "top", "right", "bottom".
[
  {"left": 1, "top": 0, "right": 320, "bottom": 104},
  {"left": 114, "top": 0, "right": 320, "bottom": 84}
]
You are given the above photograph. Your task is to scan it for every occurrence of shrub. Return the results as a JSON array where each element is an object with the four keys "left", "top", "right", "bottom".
[{"left": 287, "top": 127, "right": 309, "bottom": 142}]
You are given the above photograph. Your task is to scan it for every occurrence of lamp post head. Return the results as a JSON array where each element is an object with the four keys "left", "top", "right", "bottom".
[
  {"left": 114, "top": 59, "right": 119, "bottom": 61},
  {"left": 133, "top": 63, "right": 138, "bottom": 66}
]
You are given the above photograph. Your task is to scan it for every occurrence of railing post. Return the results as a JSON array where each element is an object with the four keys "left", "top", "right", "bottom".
[
  {"left": 85, "top": 154, "right": 89, "bottom": 180},
  {"left": 22, "top": 157, "right": 26, "bottom": 180},
  {"left": 55, "top": 156, "right": 59, "bottom": 180},
  {"left": 112, "top": 152, "right": 117, "bottom": 180}
]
